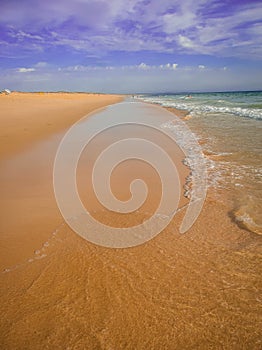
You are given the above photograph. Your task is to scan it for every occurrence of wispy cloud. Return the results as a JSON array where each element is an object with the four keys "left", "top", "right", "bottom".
[
  {"left": 0, "top": 0, "right": 261, "bottom": 60},
  {"left": 0, "top": 0, "right": 261, "bottom": 92},
  {"left": 17, "top": 67, "right": 36, "bottom": 73},
  {"left": 35, "top": 61, "right": 48, "bottom": 68}
]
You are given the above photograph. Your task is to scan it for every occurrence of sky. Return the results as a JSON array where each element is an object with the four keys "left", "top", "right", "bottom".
[{"left": 0, "top": 0, "right": 262, "bottom": 93}]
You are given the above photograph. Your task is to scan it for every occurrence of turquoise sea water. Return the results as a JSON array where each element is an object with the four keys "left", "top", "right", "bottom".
[
  {"left": 138, "top": 91, "right": 262, "bottom": 120},
  {"left": 138, "top": 91, "right": 262, "bottom": 234}
]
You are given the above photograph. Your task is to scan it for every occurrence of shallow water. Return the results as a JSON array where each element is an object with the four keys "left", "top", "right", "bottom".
[{"left": 139, "top": 92, "right": 262, "bottom": 234}]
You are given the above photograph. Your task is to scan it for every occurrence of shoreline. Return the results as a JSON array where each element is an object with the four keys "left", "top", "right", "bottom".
[
  {"left": 142, "top": 99, "right": 261, "bottom": 236},
  {"left": 0, "top": 93, "right": 261, "bottom": 349}
]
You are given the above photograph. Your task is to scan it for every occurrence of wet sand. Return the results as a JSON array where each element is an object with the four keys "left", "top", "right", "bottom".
[{"left": 0, "top": 94, "right": 261, "bottom": 349}]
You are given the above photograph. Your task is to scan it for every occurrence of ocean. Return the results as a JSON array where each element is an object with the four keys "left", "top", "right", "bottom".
[{"left": 137, "top": 91, "right": 262, "bottom": 235}]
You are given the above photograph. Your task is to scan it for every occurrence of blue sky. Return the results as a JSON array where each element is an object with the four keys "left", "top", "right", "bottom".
[{"left": 0, "top": 0, "right": 261, "bottom": 93}]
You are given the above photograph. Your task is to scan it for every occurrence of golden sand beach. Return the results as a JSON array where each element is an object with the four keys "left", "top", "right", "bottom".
[{"left": 0, "top": 93, "right": 261, "bottom": 349}]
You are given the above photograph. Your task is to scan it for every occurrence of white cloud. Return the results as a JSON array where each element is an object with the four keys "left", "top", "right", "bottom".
[
  {"left": 178, "top": 35, "right": 195, "bottom": 49},
  {"left": 159, "top": 63, "right": 171, "bottom": 69},
  {"left": 162, "top": 63, "right": 178, "bottom": 70},
  {"left": 17, "top": 67, "right": 36, "bottom": 73},
  {"left": 58, "top": 63, "right": 180, "bottom": 72},
  {"left": 138, "top": 62, "right": 149, "bottom": 70},
  {"left": 198, "top": 65, "right": 205, "bottom": 69}
]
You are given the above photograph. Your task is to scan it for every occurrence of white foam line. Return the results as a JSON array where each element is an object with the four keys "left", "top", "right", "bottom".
[{"left": 2, "top": 221, "right": 66, "bottom": 274}]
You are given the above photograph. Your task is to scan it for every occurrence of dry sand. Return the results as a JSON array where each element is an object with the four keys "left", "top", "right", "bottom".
[
  {"left": 0, "top": 92, "right": 123, "bottom": 159},
  {"left": 0, "top": 93, "right": 261, "bottom": 349}
]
